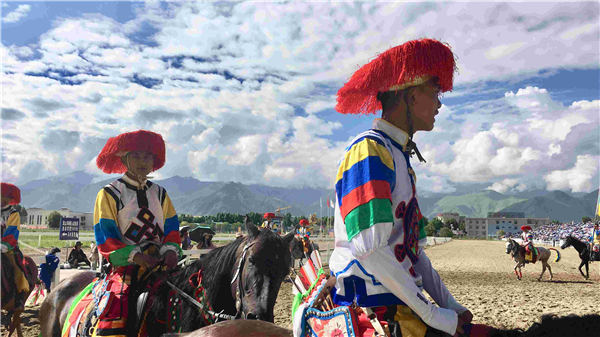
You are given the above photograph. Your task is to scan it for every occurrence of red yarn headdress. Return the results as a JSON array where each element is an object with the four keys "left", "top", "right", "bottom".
[
  {"left": 299, "top": 219, "right": 309, "bottom": 226},
  {"left": 96, "top": 130, "right": 165, "bottom": 174},
  {"left": 1, "top": 183, "right": 21, "bottom": 205},
  {"left": 263, "top": 212, "right": 275, "bottom": 220},
  {"left": 521, "top": 225, "right": 532, "bottom": 232},
  {"left": 336, "top": 38, "right": 456, "bottom": 115}
]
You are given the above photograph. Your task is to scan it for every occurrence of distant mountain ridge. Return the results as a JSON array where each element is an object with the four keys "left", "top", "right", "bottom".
[{"left": 18, "top": 171, "right": 598, "bottom": 222}]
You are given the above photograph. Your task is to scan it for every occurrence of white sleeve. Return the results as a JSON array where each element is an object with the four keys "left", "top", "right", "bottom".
[
  {"left": 413, "top": 251, "right": 467, "bottom": 313},
  {"left": 348, "top": 222, "right": 393, "bottom": 258},
  {"left": 359, "top": 245, "right": 458, "bottom": 335}
]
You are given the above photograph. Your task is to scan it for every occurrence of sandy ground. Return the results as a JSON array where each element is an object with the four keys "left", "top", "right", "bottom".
[{"left": 4, "top": 240, "right": 600, "bottom": 336}]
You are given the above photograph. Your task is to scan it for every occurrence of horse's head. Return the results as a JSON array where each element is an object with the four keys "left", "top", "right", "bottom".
[
  {"left": 560, "top": 235, "right": 573, "bottom": 249},
  {"left": 505, "top": 239, "right": 513, "bottom": 254},
  {"left": 290, "top": 237, "right": 304, "bottom": 260},
  {"left": 233, "top": 217, "right": 295, "bottom": 322}
]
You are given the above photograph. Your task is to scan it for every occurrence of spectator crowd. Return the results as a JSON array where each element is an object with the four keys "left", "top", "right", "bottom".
[{"left": 506, "top": 222, "right": 596, "bottom": 243}]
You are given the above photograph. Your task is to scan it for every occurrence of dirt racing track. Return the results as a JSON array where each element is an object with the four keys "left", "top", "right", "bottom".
[{"left": 5, "top": 239, "right": 600, "bottom": 336}]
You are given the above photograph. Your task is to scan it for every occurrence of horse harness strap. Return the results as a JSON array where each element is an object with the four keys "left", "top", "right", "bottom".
[
  {"left": 165, "top": 280, "right": 236, "bottom": 321},
  {"left": 232, "top": 242, "right": 255, "bottom": 318}
]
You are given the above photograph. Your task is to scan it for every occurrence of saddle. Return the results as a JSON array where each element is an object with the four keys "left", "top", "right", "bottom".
[
  {"left": 523, "top": 246, "right": 538, "bottom": 263},
  {"left": 292, "top": 251, "right": 390, "bottom": 337}
]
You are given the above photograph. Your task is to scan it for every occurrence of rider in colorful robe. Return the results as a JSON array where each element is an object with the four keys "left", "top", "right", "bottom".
[
  {"left": 520, "top": 225, "right": 536, "bottom": 261},
  {"left": 329, "top": 39, "right": 473, "bottom": 337},
  {"left": 591, "top": 223, "right": 600, "bottom": 261},
  {"left": 91, "top": 130, "right": 182, "bottom": 336},
  {"left": 1, "top": 182, "right": 30, "bottom": 308}
]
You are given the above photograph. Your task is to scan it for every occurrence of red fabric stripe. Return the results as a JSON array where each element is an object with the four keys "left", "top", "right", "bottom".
[
  {"left": 163, "top": 231, "right": 181, "bottom": 245},
  {"left": 98, "top": 238, "right": 127, "bottom": 260},
  {"left": 1, "top": 235, "right": 17, "bottom": 248},
  {"left": 340, "top": 180, "right": 392, "bottom": 220}
]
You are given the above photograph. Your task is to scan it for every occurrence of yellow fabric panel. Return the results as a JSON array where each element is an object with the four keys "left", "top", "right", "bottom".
[
  {"left": 5, "top": 250, "right": 29, "bottom": 294},
  {"left": 335, "top": 138, "right": 394, "bottom": 182},
  {"left": 94, "top": 189, "right": 118, "bottom": 225},
  {"left": 394, "top": 305, "right": 427, "bottom": 337},
  {"left": 7, "top": 211, "right": 20, "bottom": 229},
  {"left": 162, "top": 192, "right": 177, "bottom": 219}
]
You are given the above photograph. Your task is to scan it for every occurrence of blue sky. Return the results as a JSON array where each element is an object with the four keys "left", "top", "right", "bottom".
[{"left": 1, "top": 1, "right": 599, "bottom": 196}]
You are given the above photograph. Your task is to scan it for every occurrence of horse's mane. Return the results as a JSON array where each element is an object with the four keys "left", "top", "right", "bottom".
[
  {"left": 198, "top": 236, "right": 246, "bottom": 305},
  {"left": 491, "top": 314, "right": 600, "bottom": 337}
]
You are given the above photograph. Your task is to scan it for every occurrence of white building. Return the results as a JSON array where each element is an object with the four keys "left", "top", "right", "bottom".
[
  {"left": 465, "top": 215, "right": 550, "bottom": 238},
  {"left": 25, "top": 207, "right": 93, "bottom": 230}
]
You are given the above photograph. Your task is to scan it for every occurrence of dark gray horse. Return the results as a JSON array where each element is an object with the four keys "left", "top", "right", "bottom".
[{"left": 560, "top": 235, "right": 591, "bottom": 280}]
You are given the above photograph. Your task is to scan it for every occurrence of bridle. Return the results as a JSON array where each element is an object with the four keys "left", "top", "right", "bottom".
[
  {"left": 231, "top": 241, "right": 255, "bottom": 318},
  {"left": 163, "top": 241, "right": 255, "bottom": 322}
]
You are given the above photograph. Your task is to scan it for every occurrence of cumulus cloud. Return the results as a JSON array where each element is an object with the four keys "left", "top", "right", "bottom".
[
  {"left": 1, "top": 2, "right": 598, "bottom": 193},
  {"left": 544, "top": 155, "right": 599, "bottom": 192},
  {"left": 3, "top": 4, "right": 30, "bottom": 23},
  {"left": 487, "top": 179, "right": 527, "bottom": 194}
]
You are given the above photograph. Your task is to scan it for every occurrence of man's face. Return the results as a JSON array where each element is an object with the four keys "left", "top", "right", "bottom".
[
  {"left": 124, "top": 151, "right": 154, "bottom": 177},
  {"left": 411, "top": 81, "right": 442, "bottom": 132}
]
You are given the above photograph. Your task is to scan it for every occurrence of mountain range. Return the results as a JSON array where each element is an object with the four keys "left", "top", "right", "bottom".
[{"left": 17, "top": 171, "right": 598, "bottom": 222}]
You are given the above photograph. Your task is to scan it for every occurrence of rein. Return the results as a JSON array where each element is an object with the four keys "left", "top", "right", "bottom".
[{"left": 163, "top": 241, "right": 255, "bottom": 324}]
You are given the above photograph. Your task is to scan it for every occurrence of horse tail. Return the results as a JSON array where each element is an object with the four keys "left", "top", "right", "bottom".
[{"left": 549, "top": 248, "right": 561, "bottom": 262}]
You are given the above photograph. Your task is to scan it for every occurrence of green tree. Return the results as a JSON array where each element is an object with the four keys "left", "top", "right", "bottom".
[
  {"left": 447, "top": 218, "right": 459, "bottom": 230},
  {"left": 582, "top": 216, "right": 592, "bottom": 223},
  {"left": 458, "top": 221, "right": 466, "bottom": 232},
  {"left": 438, "top": 227, "right": 453, "bottom": 237},
  {"left": 551, "top": 219, "right": 560, "bottom": 224},
  {"left": 496, "top": 229, "right": 506, "bottom": 238},
  {"left": 47, "top": 211, "right": 62, "bottom": 229},
  {"left": 430, "top": 218, "right": 444, "bottom": 231},
  {"left": 425, "top": 223, "right": 437, "bottom": 236}
]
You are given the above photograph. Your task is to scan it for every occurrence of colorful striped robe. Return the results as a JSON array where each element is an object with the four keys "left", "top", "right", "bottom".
[
  {"left": 329, "top": 118, "right": 465, "bottom": 335},
  {"left": 93, "top": 176, "right": 181, "bottom": 266},
  {"left": 1, "top": 205, "right": 20, "bottom": 250}
]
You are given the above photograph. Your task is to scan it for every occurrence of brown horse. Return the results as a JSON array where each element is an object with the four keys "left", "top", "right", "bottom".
[
  {"left": 40, "top": 217, "right": 295, "bottom": 337},
  {"left": 163, "top": 313, "right": 600, "bottom": 337},
  {"left": 505, "top": 238, "right": 560, "bottom": 281},
  {"left": 1, "top": 250, "right": 40, "bottom": 337}
]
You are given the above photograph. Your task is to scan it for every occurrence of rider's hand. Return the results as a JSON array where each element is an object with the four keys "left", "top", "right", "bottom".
[
  {"left": 453, "top": 321, "right": 465, "bottom": 337},
  {"left": 458, "top": 309, "right": 473, "bottom": 324},
  {"left": 1, "top": 244, "right": 8, "bottom": 254},
  {"left": 162, "top": 250, "right": 178, "bottom": 270},
  {"left": 132, "top": 253, "right": 160, "bottom": 269}
]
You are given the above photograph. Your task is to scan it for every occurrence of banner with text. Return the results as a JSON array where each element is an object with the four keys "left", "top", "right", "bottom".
[{"left": 59, "top": 217, "right": 80, "bottom": 240}]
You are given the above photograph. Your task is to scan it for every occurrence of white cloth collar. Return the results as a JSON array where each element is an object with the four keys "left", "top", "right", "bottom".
[
  {"left": 372, "top": 118, "right": 409, "bottom": 148},
  {"left": 122, "top": 174, "right": 148, "bottom": 190}
]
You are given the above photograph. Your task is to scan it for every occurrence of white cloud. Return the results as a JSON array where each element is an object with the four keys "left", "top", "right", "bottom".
[
  {"left": 487, "top": 179, "right": 527, "bottom": 194},
  {"left": 544, "top": 155, "right": 599, "bottom": 192},
  {"left": 1, "top": 2, "right": 599, "bottom": 193},
  {"left": 3, "top": 4, "right": 30, "bottom": 23}
]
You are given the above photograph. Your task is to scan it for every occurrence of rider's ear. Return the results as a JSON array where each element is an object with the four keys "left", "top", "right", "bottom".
[{"left": 245, "top": 216, "right": 260, "bottom": 238}]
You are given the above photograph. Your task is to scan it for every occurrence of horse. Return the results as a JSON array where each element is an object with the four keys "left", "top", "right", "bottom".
[
  {"left": 166, "top": 313, "right": 600, "bottom": 337},
  {"left": 505, "top": 238, "right": 560, "bottom": 281},
  {"left": 1, "top": 250, "right": 40, "bottom": 337},
  {"left": 290, "top": 236, "right": 319, "bottom": 267},
  {"left": 560, "top": 235, "right": 591, "bottom": 280},
  {"left": 40, "top": 217, "right": 295, "bottom": 337}
]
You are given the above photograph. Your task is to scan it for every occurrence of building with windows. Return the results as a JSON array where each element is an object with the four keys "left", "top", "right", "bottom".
[
  {"left": 465, "top": 215, "right": 550, "bottom": 238},
  {"left": 25, "top": 207, "right": 93, "bottom": 230}
]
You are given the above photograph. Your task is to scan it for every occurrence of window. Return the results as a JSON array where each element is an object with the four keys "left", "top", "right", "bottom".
[{"left": 496, "top": 221, "right": 499, "bottom": 224}]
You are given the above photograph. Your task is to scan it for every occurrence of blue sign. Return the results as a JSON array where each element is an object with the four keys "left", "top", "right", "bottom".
[{"left": 59, "top": 217, "right": 80, "bottom": 240}]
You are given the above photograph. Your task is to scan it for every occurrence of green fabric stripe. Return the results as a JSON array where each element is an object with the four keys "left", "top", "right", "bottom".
[
  {"left": 345, "top": 198, "right": 393, "bottom": 241},
  {"left": 109, "top": 245, "right": 136, "bottom": 266},
  {"left": 164, "top": 242, "right": 183, "bottom": 258},
  {"left": 418, "top": 217, "right": 427, "bottom": 240},
  {"left": 61, "top": 281, "right": 96, "bottom": 336}
]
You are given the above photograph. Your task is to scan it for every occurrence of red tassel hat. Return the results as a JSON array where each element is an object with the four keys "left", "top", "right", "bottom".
[
  {"left": 299, "top": 219, "right": 309, "bottom": 227},
  {"left": 336, "top": 38, "right": 456, "bottom": 115},
  {"left": 521, "top": 225, "right": 532, "bottom": 232},
  {"left": 1, "top": 183, "right": 21, "bottom": 205},
  {"left": 96, "top": 130, "right": 166, "bottom": 174},
  {"left": 263, "top": 212, "right": 275, "bottom": 220}
]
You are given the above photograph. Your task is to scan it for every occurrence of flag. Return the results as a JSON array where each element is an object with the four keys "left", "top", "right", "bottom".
[
  {"left": 330, "top": 196, "right": 335, "bottom": 208},
  {"left": 327, "top": 197, "right": 331, "bottom": 208},
  {"left": 596, "top": 189, "right": 600, "bottom": 217}
]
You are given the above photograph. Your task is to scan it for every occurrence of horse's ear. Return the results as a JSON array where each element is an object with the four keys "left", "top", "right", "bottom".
[
  {"left": 245, "top": 215, "right": 260, "bottom": 238},
  {"left": 283, "top": 227, "right": 297, "bottom": 244}
]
